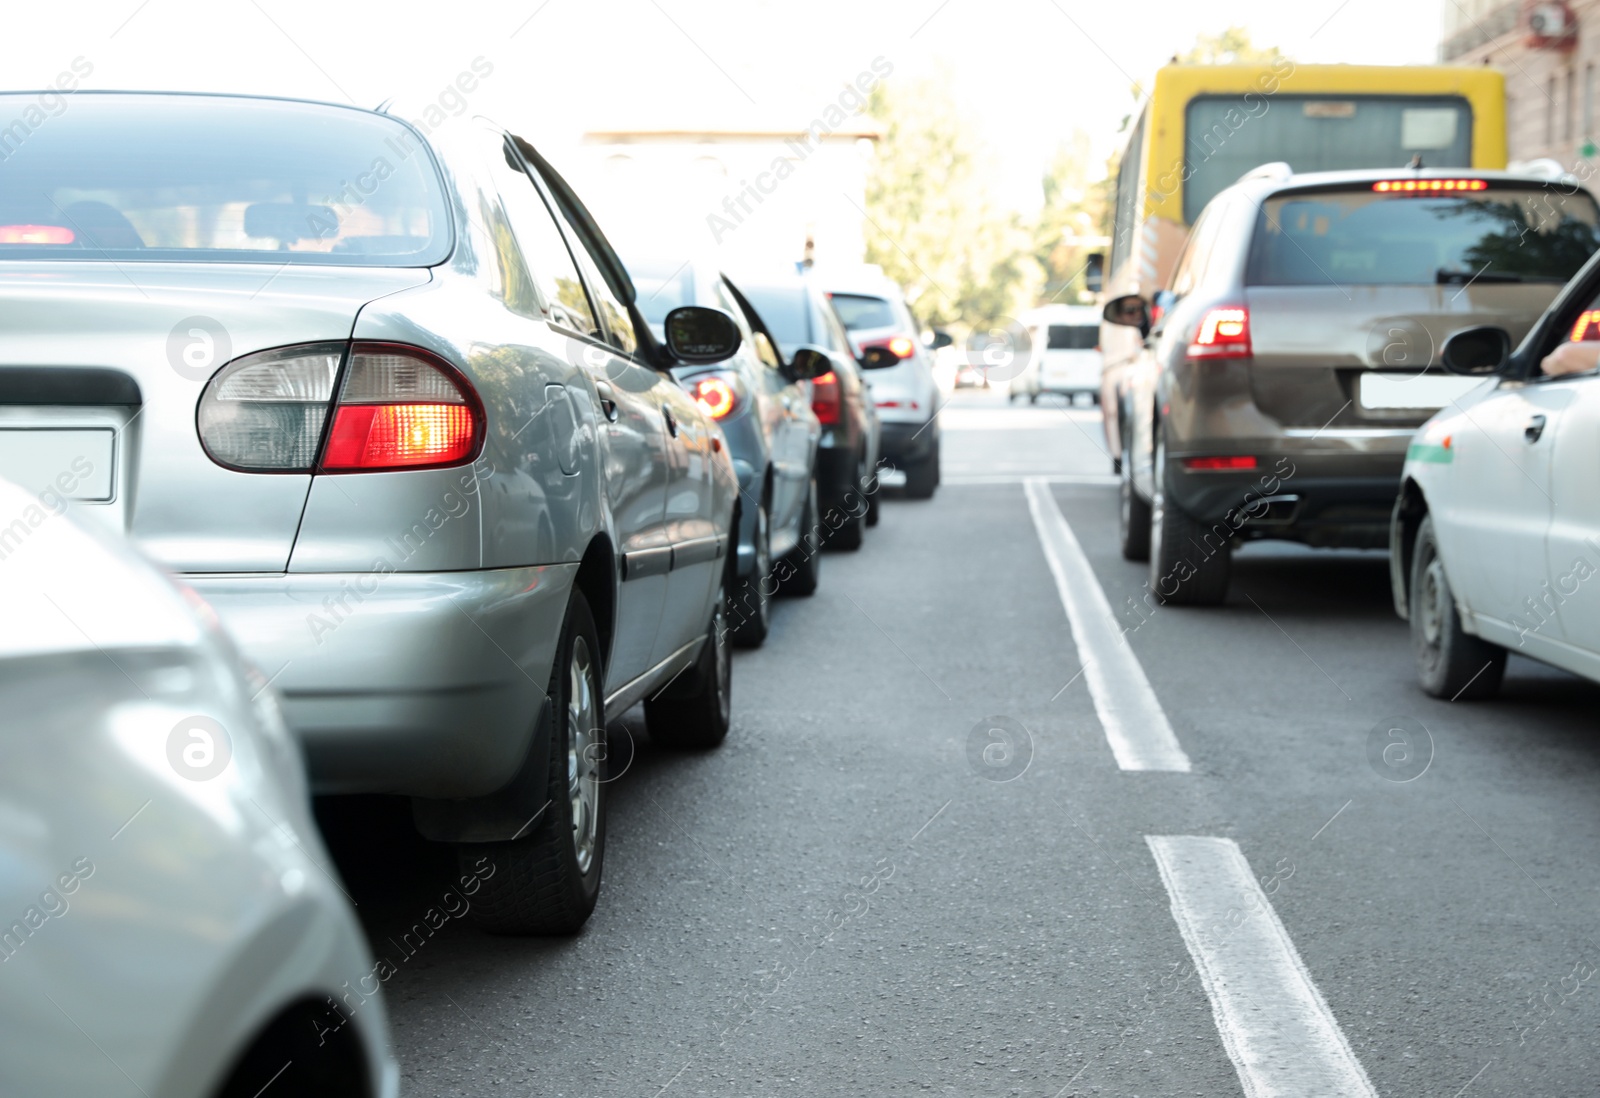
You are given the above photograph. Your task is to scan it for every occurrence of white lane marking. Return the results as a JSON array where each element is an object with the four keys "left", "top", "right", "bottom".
[
  {"left": 1147, "top": 836, "right": 1377, "bottom": 1098},
  {"left": 1023, "top": 477, "right": 1190, "bottom": 771}
]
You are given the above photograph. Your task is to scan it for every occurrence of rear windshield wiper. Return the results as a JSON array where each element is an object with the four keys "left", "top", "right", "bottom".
[{"left": 1436, "top": 268, "right": 1526, "bottom": 285}]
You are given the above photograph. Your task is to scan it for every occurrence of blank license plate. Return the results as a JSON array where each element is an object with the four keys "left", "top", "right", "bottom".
[
  {"left": 0, "top": 429, "right": 115, "bottom": 501},
  {"left": 1358, "top": 373, "right": 1484, "bottom": 411}
]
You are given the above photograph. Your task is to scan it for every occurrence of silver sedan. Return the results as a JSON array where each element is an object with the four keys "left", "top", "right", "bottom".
[{"left": 0, "top": 91, "right": 743, "bottom": 933}]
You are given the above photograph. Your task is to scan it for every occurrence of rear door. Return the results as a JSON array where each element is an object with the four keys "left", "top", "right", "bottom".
[
  {"left": 1539, "top": 370, "right": 1600, "bottom": 671},
  {"left": 723, "top": 275, "right": 812, "bottom": 533}
]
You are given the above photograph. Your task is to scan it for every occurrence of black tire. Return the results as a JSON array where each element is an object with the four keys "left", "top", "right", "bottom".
[
  {"left": 459, "top": 591, "right": 605, "bottom": 935},
  {"left": 1028, "top": 393, "right": 1039, "bottom": 405},
  {"left": 645, "top": 572, "right": 732, "bottom": 749},
  {"left": 866, "top": 479, "right": 881, "bottom": 527},
  {"left": 828, "top": 456, "right": 867, "bottom": 551},
  {"left": 1119, "top": 434, "right": 1152, "bottom": 563},
  {"left": 728, "top": 500, "right": 771, "bottom": 648},
  {"left": 1089, "top": 392, "right": 1101, "bottom": 406},
  {"left": 778, "top": 479, "right": 821, "bottom": 596},
  {"left": 1149, "top": 432, "right": 1230, "bottom": 605},
  {"left": 904, "top": 440, "right": 940, "bottom": 501},
  {"left": 1410, "top": 515, "right": 1505, "bottom": 699}
]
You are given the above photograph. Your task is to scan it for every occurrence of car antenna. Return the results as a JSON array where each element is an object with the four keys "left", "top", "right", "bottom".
[{"left": 1408, "top": 154, "right": 1424, "bottom": 170}]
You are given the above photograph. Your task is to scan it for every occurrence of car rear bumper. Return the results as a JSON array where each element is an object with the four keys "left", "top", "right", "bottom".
[
  {"left": 1165, "top": 432, "right": 1409, "bottom": 549},
  {"left": 189, "top": 564, "right": 577, "bottom": 798},
  {"left": 880, "top": 419, "right": 938, "bottom": 466}
]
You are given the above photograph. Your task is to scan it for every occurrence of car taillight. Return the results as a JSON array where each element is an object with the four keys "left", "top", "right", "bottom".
[
  {"left": 812, "top": 371, "right": 841, "bottom": 425},
  {"left": 1572, "top": 309, "right": 1600, "bottom": 341},
  {"left": 1187, "top": 307, "right": 1252, "bottom": 360},
  {"left": 862, "top": 336, "right": 916, "bottom": 359},
  {"left": 0, "top": 224, "right": 75, "bottom": 244},
  {"left": 1182, "top": 455, "right": 1257, "bottom": 470},
  {"left": 322, "top": 343, "right": 482, "bottom": 471},
  {"left": 1372, "top": 179, "right": 1486, "bottom": 193},
  {"left": 690, "top": 373, "right": 739, "bottom": 419},
  {"left": 197, "top": 342, "right": 346, "bottom": 471}
]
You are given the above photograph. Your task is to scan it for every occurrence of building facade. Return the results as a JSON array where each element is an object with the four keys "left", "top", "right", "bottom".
[{"left": 1440, "top": 0, "right": 1600, "bottom": 169}]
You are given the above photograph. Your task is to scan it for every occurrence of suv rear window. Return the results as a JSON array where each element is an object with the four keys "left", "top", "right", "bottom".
[
  {"left": 0, "top": 94, "right": 451, "bottom": 266},
  {"left": 1047, "top": 325, "right": 1098, "bottom": 350},
  {"left": 828, "top": 293, "right": 896, "bottom": 330},
  {"left": 1247, "top": 183, "right": 1600, "bottom": 287}
]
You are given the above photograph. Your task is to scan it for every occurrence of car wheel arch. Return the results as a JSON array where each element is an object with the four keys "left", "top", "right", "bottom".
[
  {"left": 1391, "top": 478, "right": 1431, "bottom": 619},
  {"left": 574, "top": 535, "right": 616, "bottom": 679},
  {"left": 208, "top": 995, "right": 374, "bottom": 1098}
]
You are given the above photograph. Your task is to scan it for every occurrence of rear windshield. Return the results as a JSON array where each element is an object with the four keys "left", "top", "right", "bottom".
[
  {"left": 1184, "top": 95, "right": 1473, "bottom": 223},
  {"left": 828, "top": 292, "right": 896, "bottom": 330},
  {"left": 1247, "top": 184, "right": 1600, "bottom": 287},
  {"left": 0, "top": 94, "right": 451, "bottom": 265},
  {"left": 1047, "top": 325, "right": 1098, "bottom": 350},
  {"left": 740, "top": 285, "right": 811, "bottom": 356},
  {"left": 632, "top": 262, "right": 696, "bottom": 327}
]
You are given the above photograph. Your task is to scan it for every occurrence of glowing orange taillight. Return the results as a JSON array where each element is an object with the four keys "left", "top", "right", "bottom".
[
  {"left": 1372, "top": 179, "right": 1487, "bottom": 194},
  {"left": 1187, "top": 307, "right": 1252, "bottom": 360},
  {"left": 691, "top": 375, "right": 738, "bottom": 419},
  {"left": 1571, "top": 309, "right": 1600, "bottom": 341}
]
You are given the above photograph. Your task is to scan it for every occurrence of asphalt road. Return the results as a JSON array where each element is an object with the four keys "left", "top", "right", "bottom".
[{"left": 319, "top": 386, "right": 1600, "bottom": 1097}]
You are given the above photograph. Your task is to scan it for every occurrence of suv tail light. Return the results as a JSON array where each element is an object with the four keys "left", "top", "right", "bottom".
[
  {"left": 1187, "top": 307, "right": 1252, "bottom": 360},
  {"left": 812, "top": 371, "right": 841, "bottom": 425},
  {"left": 689, "top": 372, "right": 741, "bottom": 420},
  {"left": 197, "top": 343, "right": 345, "bottom": 471},
  {"left": 197, "top": 341, "right": 482, "bottom": 473},
  {"left": 862, "top": 336, "right": 916, "bottom": 359},
  {"left": 323, "top": 344, "right": 482, "bottom": 471}
]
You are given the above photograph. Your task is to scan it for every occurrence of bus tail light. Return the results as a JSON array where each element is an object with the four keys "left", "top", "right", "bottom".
[{"left": 1187, "top": 307, "right": 1252, "bottom": 360}]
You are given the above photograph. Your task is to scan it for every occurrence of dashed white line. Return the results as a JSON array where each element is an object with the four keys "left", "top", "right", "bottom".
[
  {"left": 1146, "top": 836, "right": 1377, "bottom": 1098},
  {"left": 1023, "top": 478, "right": 1190, "bottom": 771}
]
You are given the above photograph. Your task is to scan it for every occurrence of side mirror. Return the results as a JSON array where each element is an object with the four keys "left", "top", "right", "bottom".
[
  {"left": 858, "top": 346, "right": 901, "bottom": 370},
  {"left": 1085, "top": 253, "right": 1104, "bottom": 295},
  {"left": 787, "top": 346, "right": 834, "bottom": 381},
  {"left": 929, "top": 329, "right": 955, "bottom": 351},
  {"left": 1102, "top": 294, "right": 1150, "bottom": 330},
  {"left": 1440, "top": 326, "right": 1512, "bottom": 376},
  {"left": 664, "top": 305, "right": 742, "bottom": 364}
]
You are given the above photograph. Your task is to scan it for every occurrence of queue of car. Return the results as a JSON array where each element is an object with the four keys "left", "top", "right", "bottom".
[
  {"left": 1092, "top": 160, "right": 1600, "bottom": 699},
  {"left": 0, "top": 90, "right": 942, "bottom": 1097}
]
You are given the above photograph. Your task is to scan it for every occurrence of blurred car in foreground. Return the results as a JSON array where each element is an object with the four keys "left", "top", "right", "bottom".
[
  {"left": 628, "top": 255, "right": 825, "bottom": 644},
  {"left": 740, "top": 275, "right": 883, "bottom": 551},
  {"left": 0, "top": 479, "right": 396, "bottom": 1098},
  {"left": 1011, "top": 304, "right": 1103, "bottom": 404},
  {"left": 1103, "top": 165, "right": 1600, "bottom": 605},
  {"left": 1391, "top": 258, "right": 1600, "bottom": 699},
  {"left": 0, "top": 90, "right": 742, "bottom": 934},
  {"left": 818, "top": 271, "right": 943, "bottom": 499}
]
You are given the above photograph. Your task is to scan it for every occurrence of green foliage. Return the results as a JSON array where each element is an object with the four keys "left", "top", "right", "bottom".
[{"left": 1177, "top": 26, "right": 1286, "bottom": 65}]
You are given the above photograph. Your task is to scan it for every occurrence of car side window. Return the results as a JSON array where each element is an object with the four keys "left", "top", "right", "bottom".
[
  {"left": 521, "top": 161, "right": 639, "bottom": 358},
  {"left": 713, "top": 279, "right": 763, "bottom": 368},
  {"left": 820, "top": 305, "right": 854, "bottom": 357},
  {"left": 483, "top": 134, "right": 597, "bottom": 334},
  {"left": 1168, "top": 207, "right": 1215, "bottom": 299}
]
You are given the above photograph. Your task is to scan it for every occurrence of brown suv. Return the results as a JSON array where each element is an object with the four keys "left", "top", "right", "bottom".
[{"left": 1104, "top": 166, "right": 1600, "bottom": 604}]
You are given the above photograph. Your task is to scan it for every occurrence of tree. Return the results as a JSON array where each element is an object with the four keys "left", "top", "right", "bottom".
[
  {"left": 1177, "top": 26, "right": 1286, "bottom": 66},
  {"left": 862, "top": 75, "right": 1038, "bottom": 331}
]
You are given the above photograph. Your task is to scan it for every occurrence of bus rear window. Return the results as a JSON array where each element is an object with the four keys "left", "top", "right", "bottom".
[
  {"left": 1184, "top": 96, "right": 1473, "bottom": 223},
  {"left": 1246, "top": 184, "right": 1600, "bottom": 287}
]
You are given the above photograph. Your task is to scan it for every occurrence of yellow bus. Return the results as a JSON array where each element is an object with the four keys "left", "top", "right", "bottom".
[{"left": 1097, "top": 62, "right": 1508, "bottom": 442}]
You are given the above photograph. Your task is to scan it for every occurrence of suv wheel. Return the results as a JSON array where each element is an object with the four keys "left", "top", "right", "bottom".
[
  {"left": 645, "top": 572, "right": 732, "bottom": 749},
  {"left": 1149, "top": 432, "right": 1230, "bottom": 605},
  {"left": 459, "top": 591, "right": 605, "bottom": 935},
  {"left": 829, "top": 455, "right": 867, "bottom": 551},
  {"left": 904, "top": 439, "right": 940, "bottom": 500},
  {"left": 1410, "top": 515, "right": 1505, "bottom": 699},
  {"left": 729, "top": 501, "right": 771, "bottom": 648},
  {"left": 1119, "top": 432, "right": 1151, "bottom": 562}
]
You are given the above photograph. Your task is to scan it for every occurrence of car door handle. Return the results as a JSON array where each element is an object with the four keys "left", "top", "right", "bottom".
[
  {"left": 1525, "top": 414, "right": 1547, "bottom": 443},
  {"left": 594, "top": 381, "right": 619, "bottom": 423},
  {"left": 662, "top": 405, "right": 678, "bottom": 438}
]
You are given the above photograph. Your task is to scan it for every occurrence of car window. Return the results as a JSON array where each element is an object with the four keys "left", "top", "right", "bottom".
[
  {"left": 820, "top": 300, "right": 855, "bottom": 355},
  {"left": 1048, "top": 325, "right": 1099, "bottom": 350},
  {"left": 740, "top": 285, "right": 812, "bottom": 359},
  {"left": 633, "top": 261, "right": 696, "bottom": 329},
  {"left": 484, "top": 134, "right": 597, "bottom": 330},
  {"left": 1169, "top": 205, "right": 1220, "bottom": 299},
  {"left": 829, "top": 293, "right": 896, "bottom": 330},
  {"left": 1248, "top": 183, "right": 1600, "bottom": 287},
  {"left": 712, "top": 278, "right": 760, "bottom": 366},
  {"left": 522, "top": 158, "right": 638, "bottom": 355},
  {"left": 0, "top": 93, "right": 451, "bottom": 266}
]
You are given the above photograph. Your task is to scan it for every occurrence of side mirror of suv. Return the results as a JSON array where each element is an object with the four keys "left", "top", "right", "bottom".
[
  {"left": 787, "top": 346, "right": 834, "bottom": 381},
  {"left": 1102, "top": 294, "right": 1150, "bottom": 330},
  {"left": 664, "top": 306, "right": 742, "bottom": 364},
  {"left": 929, "top": 329, "right": 955, "bottom": 351},
  {"left": 1440, "top": 326, "right": 1512, "bottom": 376},
  {"left": 858, "top": 346, "right": 901, "bottom": 370}
]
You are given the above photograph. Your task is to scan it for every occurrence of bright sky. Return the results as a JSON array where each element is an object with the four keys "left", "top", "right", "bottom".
[{"left": 7, "top": 0, "right": 1443, "bottom": 208}]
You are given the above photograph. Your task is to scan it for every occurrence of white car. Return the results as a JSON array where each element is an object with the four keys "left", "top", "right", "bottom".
[
  {"left": 1010, "top": 304, "right": 1103, "bottom": 404},
  {"left": 0, "top": 479, "right": 398, "bottom": 1098},
  {"left": 1391, "top": 287, "right": 1600, "bottom": 698}
]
